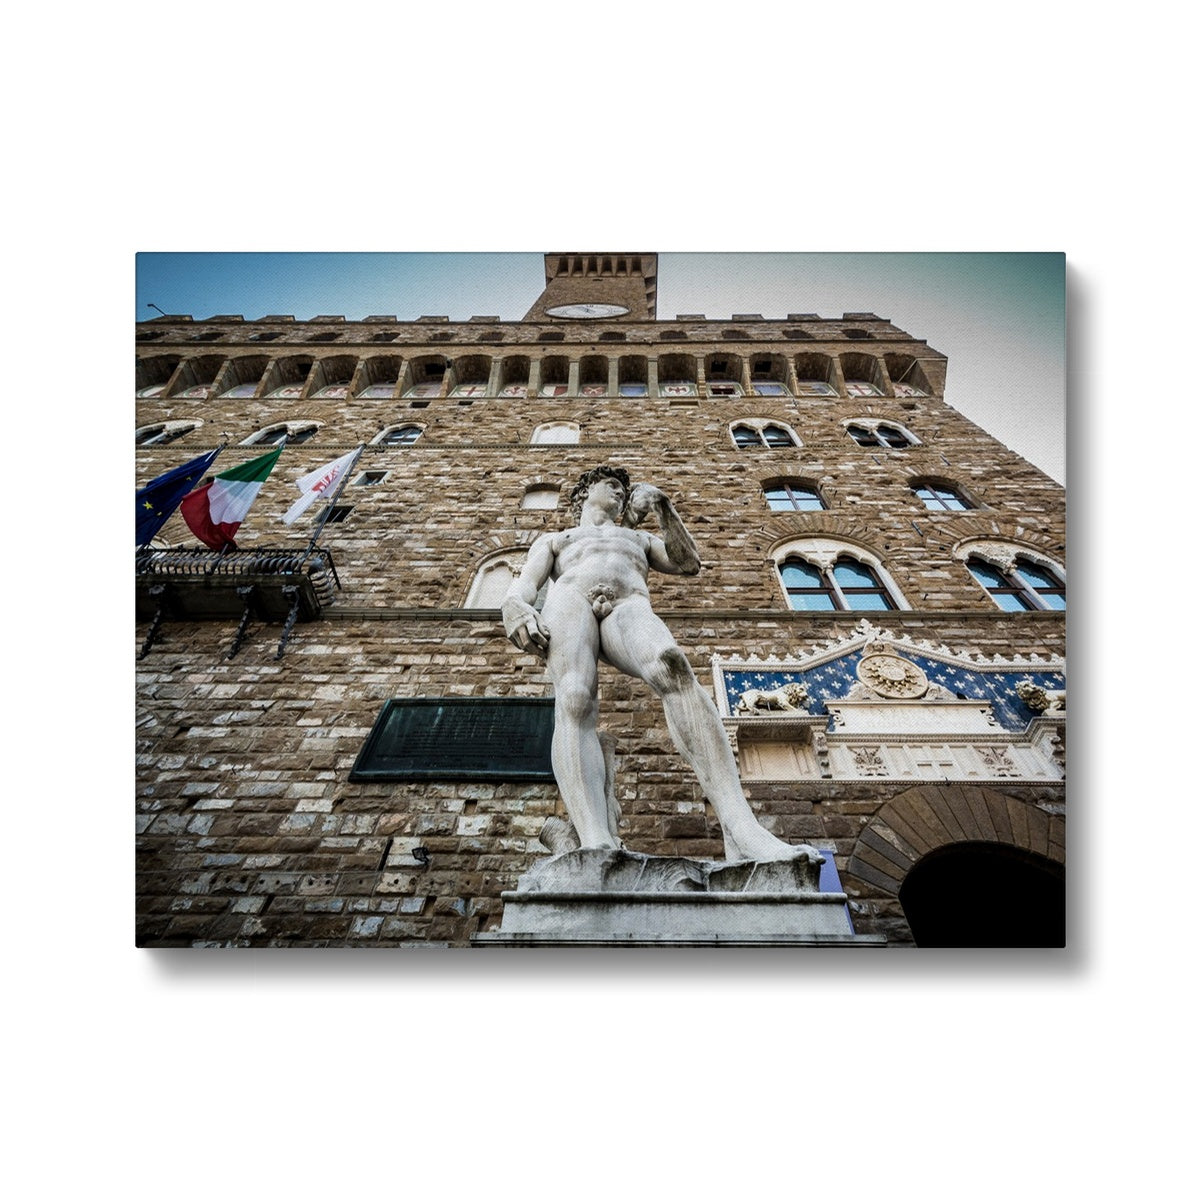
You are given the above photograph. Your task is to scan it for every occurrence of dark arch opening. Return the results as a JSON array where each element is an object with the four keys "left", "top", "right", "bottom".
[{"left": 899, "top": 841, "right": 1064, "bottom": 947}]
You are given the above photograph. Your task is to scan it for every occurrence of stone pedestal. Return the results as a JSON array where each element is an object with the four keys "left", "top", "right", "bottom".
[{"left": 473, "top": 849, "right": 886, "bottom": 947}]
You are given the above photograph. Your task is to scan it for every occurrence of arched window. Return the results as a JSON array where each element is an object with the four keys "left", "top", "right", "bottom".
[
  {"left": 136, "top": 420, "right": 200, "bottom": 446},
  {"left": 847, "top": 422, "right": 914, "bottom": 448},
  {"left": 968, "top": 556, "right": 1065, "bottom": 611},
  {"left": 763, "top": 481, "right": 825, "bottom": 512},
  {"left": 913, "top": 483, "right": 972, "bottom": 511},
  {"left": 779, "top": 556, "right": 896, "bottom": 611},
  {"left": 374, "top": 424, "right": 423, "bottom": 446},
  {"left": 521, "top": 484, "right": 560, "bottom": 510},
  {"left": 772, "top": 539, "right": 906, "bottom": 612},
  {"left": 731, "top": 421, "right": 799, "bottom": 449},
  {"left": 464, "top": 551, "right": 531, "bottom": 608},
  {"left": 242, "top": 421, "right": 320, "bottom": 446},
  {"left": 531, "top": 421, "right": 579, "bottom": 445}
]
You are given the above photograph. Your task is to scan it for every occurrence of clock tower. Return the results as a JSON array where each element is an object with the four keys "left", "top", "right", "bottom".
[{"left": 523, "top": 252, "right": 657, "bottom": 322}]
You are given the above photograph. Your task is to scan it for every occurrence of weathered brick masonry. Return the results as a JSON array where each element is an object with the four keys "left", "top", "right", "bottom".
[{"left": 136, "top": 260, "right": 1065, "bottom": 947}]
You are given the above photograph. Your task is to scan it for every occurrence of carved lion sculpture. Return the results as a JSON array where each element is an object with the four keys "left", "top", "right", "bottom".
[
  {"left": 1015, "top": 679, "right": 1066, "bottom": 715},
  {"left": 734, "top": 681, "right": 809, "bottom": 715}
]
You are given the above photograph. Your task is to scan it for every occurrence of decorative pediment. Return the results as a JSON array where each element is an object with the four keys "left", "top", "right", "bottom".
[{"left": 712, "top": 619, "right": 1065, "bottom": 734}]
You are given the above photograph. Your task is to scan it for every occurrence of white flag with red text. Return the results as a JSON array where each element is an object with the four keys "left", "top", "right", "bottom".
[{"left": 282, "top": 450, "right": 358, "bottom": 525}]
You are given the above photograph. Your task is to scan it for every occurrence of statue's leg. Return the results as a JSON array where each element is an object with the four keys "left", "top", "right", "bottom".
[
  {"left": 600, "top": 599, "right": 821, "bottom": 864},
  {"left": 542, "top": 588, "right": 621, "bottom": 851}
]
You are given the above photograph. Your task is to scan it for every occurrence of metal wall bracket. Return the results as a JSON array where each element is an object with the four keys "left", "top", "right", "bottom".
[
  {"left": 275, "top": 586, "right": 301, "bottom": 660},
  {"left": 227, "top": 585, "right": 256, "bottom": 659},
  {"left": 138, "top": 585, "right": 167, "bottom": 660}
]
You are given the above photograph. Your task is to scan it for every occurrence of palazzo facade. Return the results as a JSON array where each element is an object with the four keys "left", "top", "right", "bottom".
[{"left": 135, "top": 253, "right": 1066, "bottom": 947}]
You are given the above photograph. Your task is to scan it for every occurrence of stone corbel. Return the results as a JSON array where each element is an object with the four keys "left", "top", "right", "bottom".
[{"left": 812, "top": 730, "right": 831, "bottom": 778}]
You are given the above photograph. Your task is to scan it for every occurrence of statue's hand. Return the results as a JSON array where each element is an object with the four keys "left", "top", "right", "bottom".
[
  {"left": 627, "top": 483, "right": 667, "bottom": 527},
  {"left": 502, "top": 598, "right": 550, "bottom": 654}
]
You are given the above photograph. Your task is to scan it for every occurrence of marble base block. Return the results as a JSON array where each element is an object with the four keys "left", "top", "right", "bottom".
[{"left": 473, "top": 848, "right": 886, "bottom": 946}]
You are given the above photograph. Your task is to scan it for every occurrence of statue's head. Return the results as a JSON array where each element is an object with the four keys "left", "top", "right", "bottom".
[{"left": 569, "top": 465, "right": 631, "bottom": 523}]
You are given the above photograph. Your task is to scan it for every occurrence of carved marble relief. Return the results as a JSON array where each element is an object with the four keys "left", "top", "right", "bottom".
[{"left": 714, "top": 620, "right": 1065, "bottom": 783}]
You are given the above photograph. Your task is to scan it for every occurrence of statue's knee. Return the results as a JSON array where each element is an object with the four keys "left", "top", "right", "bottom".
[
  {"left": 556, "top": 680, "right": 598, "bottom": 722},
  {"left": 651, "top": 648, "right": 695, "bottom": 695}
]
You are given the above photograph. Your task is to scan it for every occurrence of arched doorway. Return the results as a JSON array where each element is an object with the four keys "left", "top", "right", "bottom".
[{"left": 899, "top": 842, "right": 1065, "bottom": 947}]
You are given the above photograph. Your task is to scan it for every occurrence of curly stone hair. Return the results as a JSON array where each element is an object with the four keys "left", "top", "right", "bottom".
[{"left": 569, "top": 465, "right": 631, "bottom": 522}]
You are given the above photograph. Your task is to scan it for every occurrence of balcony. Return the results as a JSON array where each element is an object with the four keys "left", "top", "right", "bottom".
[{"left": 136, "top": 547, "right": 340, "bottom": 659}]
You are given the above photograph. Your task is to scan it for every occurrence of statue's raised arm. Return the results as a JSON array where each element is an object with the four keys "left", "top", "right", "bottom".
[{"left": 626, "top": 483, "right": 701, "bottom": 576}]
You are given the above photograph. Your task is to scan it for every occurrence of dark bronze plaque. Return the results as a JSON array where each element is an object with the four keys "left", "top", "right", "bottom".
[{"left": 350, "top": 698, "right": 555, "bottom": 782}]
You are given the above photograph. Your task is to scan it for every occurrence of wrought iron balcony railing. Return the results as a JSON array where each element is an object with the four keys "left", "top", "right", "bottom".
[{"left": 136, "top": 547, "right": 341, "bottom": 659}]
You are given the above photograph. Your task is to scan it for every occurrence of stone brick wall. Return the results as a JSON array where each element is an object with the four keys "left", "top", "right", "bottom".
[{"left": 135, "top": 316, "right": 1065, "bottom": 947}]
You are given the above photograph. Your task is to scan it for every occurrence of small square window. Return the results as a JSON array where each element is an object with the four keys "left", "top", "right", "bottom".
[
  {"left": 355, "top": 471, "right": 388, "bottom": 486},
  {"left": 322, "top": 505, "right": 353, "bottom": 524}
]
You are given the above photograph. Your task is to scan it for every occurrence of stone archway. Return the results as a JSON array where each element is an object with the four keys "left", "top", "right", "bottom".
[
  {"left": 846, "top": 784, "right": 1065, "bottom": 946},
  {"left": 900, "top": 842, "right": 1064, "bottom": 947}
]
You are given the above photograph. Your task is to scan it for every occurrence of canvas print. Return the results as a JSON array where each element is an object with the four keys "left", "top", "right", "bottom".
[{"left": 135, "top": 252, "right": 1066, "bottom": 948}]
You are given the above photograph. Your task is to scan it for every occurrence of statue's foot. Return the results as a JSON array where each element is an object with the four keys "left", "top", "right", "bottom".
[
  {"left": 723, "top": 826, "right": 825, "bottom": 867},
  {"left": 539, "top": 817, "right": 581, "bottom": 855},
  {"left": 541, "top": 817, "right": 626, "bottom": 855}
]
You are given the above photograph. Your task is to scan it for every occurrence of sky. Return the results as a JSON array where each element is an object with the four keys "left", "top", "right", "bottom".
[{"left": 135, "top": 252, "right": 1066, "bottom": 484}]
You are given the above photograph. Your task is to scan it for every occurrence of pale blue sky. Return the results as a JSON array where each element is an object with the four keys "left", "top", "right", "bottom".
[{"left": 136, "top": 252, "right": 1065, "bottom": 484}]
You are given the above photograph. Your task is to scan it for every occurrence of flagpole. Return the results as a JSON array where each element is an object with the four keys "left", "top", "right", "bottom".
[{"left": 303, "top": 444, "right": 366, "bottom": 558}]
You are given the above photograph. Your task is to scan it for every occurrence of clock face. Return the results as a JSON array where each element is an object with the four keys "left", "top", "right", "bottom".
[{"left": 546, "top": 303, "right": 630, "bottom": 319}]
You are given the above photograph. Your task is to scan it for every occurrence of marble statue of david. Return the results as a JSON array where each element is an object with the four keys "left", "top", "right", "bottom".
[{"left": 502, "top": 465, "right": 822, "bottom": 866}]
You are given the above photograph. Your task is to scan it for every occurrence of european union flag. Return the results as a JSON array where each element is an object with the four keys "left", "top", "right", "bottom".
[{"left": 136, "top": 449, "right": 222, "bottom": 547}]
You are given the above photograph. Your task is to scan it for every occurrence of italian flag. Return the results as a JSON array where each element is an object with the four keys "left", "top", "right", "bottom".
[{"left": 180, "top": 447, "right": 282, "bottom": 550}]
